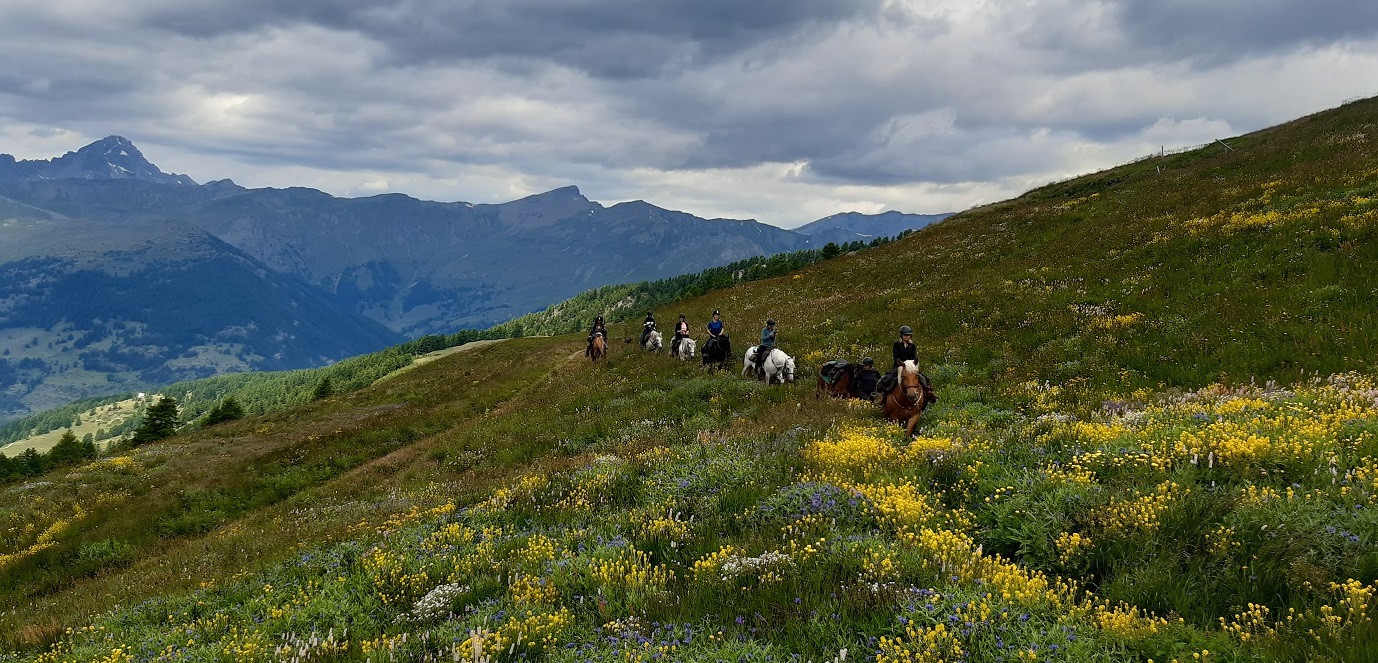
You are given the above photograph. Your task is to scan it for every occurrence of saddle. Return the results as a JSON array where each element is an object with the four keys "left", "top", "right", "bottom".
[{"left": 819, "top": 360, "right": 851, "bottom": 385}]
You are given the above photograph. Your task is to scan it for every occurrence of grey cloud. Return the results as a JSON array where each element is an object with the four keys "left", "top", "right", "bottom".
[
  {"left": 2, "top": 0, "right": 1375, "bottom": 215},
  {"left": 1110, "top": 0, "right": 1378, "bottom": 67},
  {"left": 142, "top": 0, "right": 884, "bottom": 78}
]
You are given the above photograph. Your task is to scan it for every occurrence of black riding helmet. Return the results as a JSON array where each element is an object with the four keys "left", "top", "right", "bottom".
[
  {"left": 679, "top": 313, "right": 686, "bottom": 319},
  {"left": 766, "top": 319, "right": 776, "bottom": 326},
  {"left": 899, "top": 325, "right": 912, "bottom": 335},
  {"left": 862, "top": 357, "right": 874, "bottom": 366}
]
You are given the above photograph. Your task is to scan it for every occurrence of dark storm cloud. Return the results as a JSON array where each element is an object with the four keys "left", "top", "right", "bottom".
[
  {"left": 1109, "top": 0, "right": 1378, "bottom": 67},
  {"left": 143, "top": 0, "right": 884, "bottom": 78},
  {"left": 3, "top": 1, "right": 1376, "bottom": 223}
]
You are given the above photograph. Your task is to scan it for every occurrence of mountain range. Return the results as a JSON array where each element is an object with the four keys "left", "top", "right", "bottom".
[{"left": 0, "top": 137, "right": 948, "bottom": 419}]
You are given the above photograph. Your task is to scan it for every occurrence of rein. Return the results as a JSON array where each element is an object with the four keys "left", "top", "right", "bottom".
[{"left": 890, "top": 378, "right": 920, "bottom": 408}]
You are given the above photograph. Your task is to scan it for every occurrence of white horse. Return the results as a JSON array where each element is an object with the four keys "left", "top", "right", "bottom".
[
  {"left": 643, "top": 330, "right": 663, "bottom": 352},
  {"left": 743, "top": 346, "right": 796, "bottom": 384},
  {"left": 671, "top": 336, "right": 696, "bottom": 360}
]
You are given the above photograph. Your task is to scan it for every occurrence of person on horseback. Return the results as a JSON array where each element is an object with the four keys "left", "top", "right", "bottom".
[
  {"left": 753, "top": 318, "right": 777, "bottom": 377},
  {"left": 875, "top": 325, "right": 916, "bottom": 398},
  {"left": 852, "top": 357, "right": 881, "bottom": 400},
  {"left": 586, "top": 315, "right": 608, "bottom": 356},
  {"left": 706, "top": 310, "right": 724, "bottom": 341},
  {"left": 640, "top": 311, "right": 656, "bottom": 347},
  {"left": 672, "top": 313, "right": 690, "bottom": 356}
]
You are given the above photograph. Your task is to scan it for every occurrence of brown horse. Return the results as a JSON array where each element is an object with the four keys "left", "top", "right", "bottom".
[
  {"left": 880, "top": 360, "right": 932, "bottom": 436},
  {"left": 816, "top": 362, "right": 855, "bottom": 398},
  {"left": 589, "top": 333, "right": 607, "bottom": 362}
]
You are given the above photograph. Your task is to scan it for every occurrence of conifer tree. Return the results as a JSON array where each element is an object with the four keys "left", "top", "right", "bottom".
[
  {"left": 17, "top": 447, "right": 44, "bottom": 476},
  {"left": 130, "top": 396, "right": 179, "bottom": 446},
  {"left": 313, "top": 377, "right": 333, "bottom": 400},
  {"left": 203, "top": 396, "right": 245, "bottom": 426},
  {"left": 49, "top": 429, "right": 93, "bottom": 466}
]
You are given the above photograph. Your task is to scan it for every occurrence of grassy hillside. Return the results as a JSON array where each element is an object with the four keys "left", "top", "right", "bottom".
[
  {"left": 3, "top": 97, "right": 1378, "bottom": 662},
  {"left": 0, "top": 240, "right": 882, "bottom": 459}
]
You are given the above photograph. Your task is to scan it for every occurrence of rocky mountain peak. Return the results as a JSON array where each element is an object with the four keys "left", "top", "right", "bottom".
[{"left": 0, "top": 135, "right": 198, "bottom": 186}]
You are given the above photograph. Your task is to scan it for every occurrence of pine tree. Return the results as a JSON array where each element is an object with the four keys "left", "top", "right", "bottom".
[
  {"left": 17, "top": 447, "right": 45, "bottom": 476},
  {"left": 313, "top": 377, "right": 334, "bottom": 401},
  {"left": 48, "top": 429, "right": 89, "bottom": 466},
  {"left": 203, "top": 397, "right": 245, "bottom": 426},
  {"left": 130, "top": 397, "right": 179, "bottom": 446}
]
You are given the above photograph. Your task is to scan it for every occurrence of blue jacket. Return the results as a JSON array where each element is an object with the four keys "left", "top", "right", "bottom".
[{"left": 760, "top": 327, "right": 776, "bottom": 348}]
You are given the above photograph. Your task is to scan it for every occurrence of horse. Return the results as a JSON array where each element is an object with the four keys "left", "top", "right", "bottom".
[
  {"left": 701, "top": 334, "right": 730, "bottom": 368},
  {"left": 880, "top": 360, "right": 933, "bottom": 436},
  {"left": 643, "top": 330, "right": 663, "bottom": 352},
  {"left": 816, "top": 360, "right": 855, "bottom": 398},
  {"left": 671, "top": 336, "right": 696, "bottom": 360},
  {"left": 743, "top": 346, "right": 796, "bottom": 384},
  {"left": 589, "top": 332, "right": 607, "bottom": 362}
]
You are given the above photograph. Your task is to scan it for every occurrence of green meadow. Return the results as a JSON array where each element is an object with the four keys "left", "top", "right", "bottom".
[{"left": 4, "top": 97, "right": 1378, "bottom": 662}]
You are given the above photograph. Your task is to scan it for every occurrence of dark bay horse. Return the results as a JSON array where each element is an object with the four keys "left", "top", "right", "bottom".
[
  {"left": 880, "top": 360, "right": 934, "bottom": 436},
  {"left": 702, "top": 334, "right": 731, "bottom": 369},
  {"left": 816, "top": 361, "right": 855, "bottom": 398},
  {"left": 589, "top": 333, "right": 607, "bottom": 362}
]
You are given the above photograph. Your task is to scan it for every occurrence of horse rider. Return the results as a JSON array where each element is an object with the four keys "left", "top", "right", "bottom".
[
  {"left": 586, "top": 315, "right": 608, "bottom": 356},
  {"left": 852, "top": 357, "right": 881, "bottom": 400},
  {"left": 875, "top": 325, "right": 916, "bottom": 397},
  {"left": 672, "top": 313, "right": 690, "bottom": 355},
  {"left": 754, "top": 318, "right": 777, "bottom": 377},
  {"left": 706, "top": 309, "right": 724, "bottom": 342},
  {"left": 640, "top": 311, "right": 657, "bottom": 347}
]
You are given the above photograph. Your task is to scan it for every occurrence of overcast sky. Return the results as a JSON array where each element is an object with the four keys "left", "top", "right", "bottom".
[{"left": 2, "top": 1, "right": 1376, "bottom": 228}]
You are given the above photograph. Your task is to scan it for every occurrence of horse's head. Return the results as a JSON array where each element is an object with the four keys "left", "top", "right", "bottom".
[
  {"left": 899, "top": 360, "right": 922, "bottom": 404},
  {"left": 784, "top": 356, "right": 796, "bottom": 382}
]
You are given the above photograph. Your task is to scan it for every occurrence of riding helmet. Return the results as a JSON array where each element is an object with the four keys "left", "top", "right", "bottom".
[
  {"left": 766, "top": 318, "right": 776, "bottom": 326},
  {"left": 712, "top": 310, "right": 720, "bottom": 315},
  {"left": 862, "top": 357, "right": 874, "bottom": 366},
  {"left": 899, "top": 325, "right": 913, "bottom": 335},
  {"left": 679, "top": 313, "right": 686, "bottom": 319}
]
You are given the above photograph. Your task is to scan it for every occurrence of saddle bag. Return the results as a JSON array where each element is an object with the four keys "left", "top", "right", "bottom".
[{"left": 819, "top": 360, "right": 850, "bottom": 385}]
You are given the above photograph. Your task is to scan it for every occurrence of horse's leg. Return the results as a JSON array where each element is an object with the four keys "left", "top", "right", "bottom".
[{"left": 905, "top": 411, "right": 921, "bottom": 437}]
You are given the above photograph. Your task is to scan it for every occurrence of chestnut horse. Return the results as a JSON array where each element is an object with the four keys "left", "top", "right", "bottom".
[
  {"left": 816, "top": 362, "right": 855, "bottom": 398},
  {"left": 589, "top": 332, "right": 607, "bottom": 362},
  {"left": 880, "top": 360, "right": 932, "bottom": 436}
]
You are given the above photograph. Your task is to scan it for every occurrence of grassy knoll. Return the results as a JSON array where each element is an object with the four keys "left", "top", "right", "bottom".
[
  {"left": 0, "top": 398, "right": 140, "bottom": 456},
  {"left": 3, "top": 97, "right": 1378, "bottom": 662}
]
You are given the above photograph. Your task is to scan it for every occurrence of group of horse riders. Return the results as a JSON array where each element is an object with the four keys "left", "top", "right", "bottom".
[
  {"left": 594, "top": 313, "right": 930, "bottom": 394},
  {"left": 819, "top": 325, "right": 936, "bottom": 404},
  {"left": 589, "top": 313, "right": 933, "bottom": 433}
]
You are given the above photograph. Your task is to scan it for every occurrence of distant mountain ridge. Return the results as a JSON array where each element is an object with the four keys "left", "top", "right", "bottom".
[
  {"left": 793, "top": 210, "right": 951, "bottom": 245},
  {"left": 0, "top": 137, "right": 950, "bottom": 420},
  {"left": 0, "top": 136, "right": 196, "bottom": 186}
]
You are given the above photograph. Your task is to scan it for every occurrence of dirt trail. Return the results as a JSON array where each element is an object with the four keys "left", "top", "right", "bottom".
[{"left": 373, "top": 339, "right": 506, "bottom": 383}]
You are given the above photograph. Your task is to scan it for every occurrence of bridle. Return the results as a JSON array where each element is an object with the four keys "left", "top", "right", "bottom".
[{"left": 889, "top": 370, "right": 921, "bottom": 407}]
